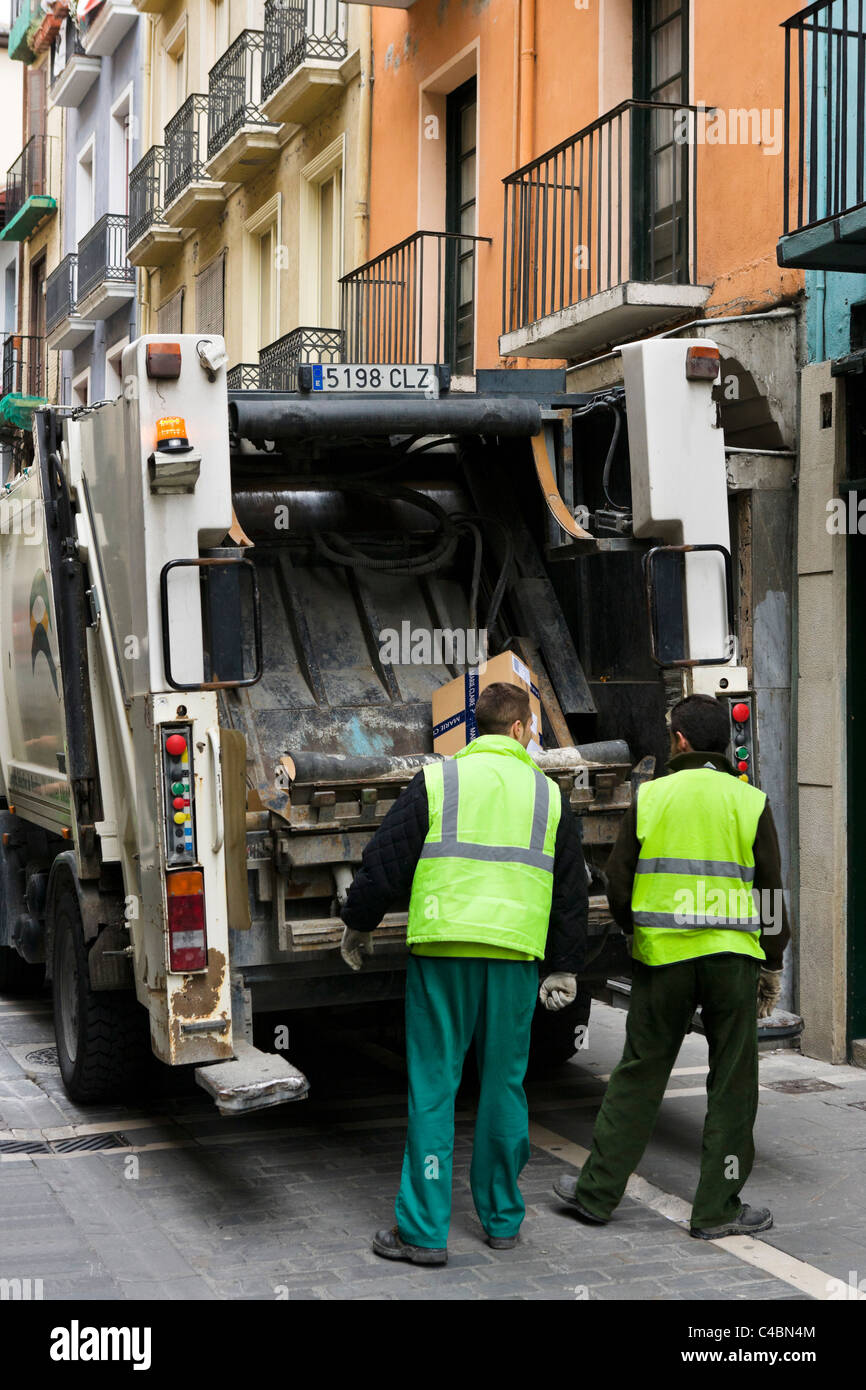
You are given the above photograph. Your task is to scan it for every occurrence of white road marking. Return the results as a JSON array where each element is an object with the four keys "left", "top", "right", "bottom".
[{"left": 529, "top": 1121, "right": 866, "bottom": 1302}]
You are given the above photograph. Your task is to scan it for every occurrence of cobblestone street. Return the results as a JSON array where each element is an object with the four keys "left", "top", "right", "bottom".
[{"left": 3, "top": 991, "right": 865, "bottom": 1302}]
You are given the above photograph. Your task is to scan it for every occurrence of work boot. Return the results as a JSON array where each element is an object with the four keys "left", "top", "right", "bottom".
[
  {"left": 552, "top": 1174, "right": 609, "bottom": 1224},
  {"left": 371, "top": 1226, "right": 448, "bottom": 1266},
  {"left": 486, "top": 1232, "right": 520, "bottom": 1250},
  {"left": 690, "top": 1203, "right": 773, "bottom": 1240}
]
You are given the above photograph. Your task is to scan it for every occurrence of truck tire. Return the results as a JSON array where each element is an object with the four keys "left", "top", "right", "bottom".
[
  {"left": 52, "top": 881, "right": 150, "bottom": 1102},
  {"left": 528, "top": 986, "right": 592, "bottom": 1071}
]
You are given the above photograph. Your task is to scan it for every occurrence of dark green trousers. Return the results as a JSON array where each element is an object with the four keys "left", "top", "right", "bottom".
[
  {"left": 395, "top": 954, "right": 538, "bottom": 1249},
  {"left": 576, "top": 954, "right": 760, "bottom": 1230}
]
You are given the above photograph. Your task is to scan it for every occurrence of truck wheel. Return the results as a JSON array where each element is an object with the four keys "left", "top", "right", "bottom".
[
  {"left": 528, "top": 987, "right": 592, "bottom": 1071},
  {"left": 0, "top": 945, "right": 44, "bottom": 995},
  {"left": 52, "top": 881, "right": 150, "bottom": 1102}
]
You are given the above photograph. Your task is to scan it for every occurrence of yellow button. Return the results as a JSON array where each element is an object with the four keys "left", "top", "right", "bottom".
[
  {"left": 173, "top": 811, "right": 185, "bottom": 824},
  {"left": 739, "top": 773, "right": 749, "bottom": 782}
]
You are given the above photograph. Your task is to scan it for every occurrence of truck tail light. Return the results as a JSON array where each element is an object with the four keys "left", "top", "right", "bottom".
[
  {"left": 685, "top": 345, "right": 720, "bottom": 381},
  {"left": 167, "top": 870, "right": 207, "bottom": 972}
]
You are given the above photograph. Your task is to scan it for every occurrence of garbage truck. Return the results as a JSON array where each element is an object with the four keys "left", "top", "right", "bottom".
[{"left": 0, "top": 334, "right": 756, "bottom": 1113}]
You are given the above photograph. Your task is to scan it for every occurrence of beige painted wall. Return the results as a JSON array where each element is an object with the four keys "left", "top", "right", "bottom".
[
  {"left": 19, "top": 54, "right": 64, "bottom": 405},
  {"left": 797, "top": 362, "right": 848, "bottom": 1062},
  {"left": 139, "top": 1, "right": 367, "bottom": 366}
]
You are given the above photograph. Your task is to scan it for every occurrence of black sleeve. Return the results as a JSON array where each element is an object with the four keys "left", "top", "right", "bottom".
[
  {"left": 340, "top": 770, "right": 429, "bottom": 934},
  {"left": 545, "top": 788, "right": 589, "bottom": 975},
  {"left": 602, "top": 796, "right": 640, "bottom": 932},
  {"left": 752, "top": 801, "right": 791, "bottom": 971}
]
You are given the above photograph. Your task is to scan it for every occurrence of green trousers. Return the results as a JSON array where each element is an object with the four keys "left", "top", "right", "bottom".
[
  {"left": 576, "top": 955, "right": 760, "bottom": 1230},
  {"left": 395, "top": 954, "right": 538, "bottom": 1249}
]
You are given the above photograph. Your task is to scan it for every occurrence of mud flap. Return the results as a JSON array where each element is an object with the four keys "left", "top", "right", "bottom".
[{"left": 195, "top": 1040, "right": 309, "bottom": 1115}]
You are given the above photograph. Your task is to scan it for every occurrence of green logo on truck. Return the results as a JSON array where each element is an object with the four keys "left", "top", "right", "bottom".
[{"left": 30, "top": 570, "right": 59, "bottom": 697}]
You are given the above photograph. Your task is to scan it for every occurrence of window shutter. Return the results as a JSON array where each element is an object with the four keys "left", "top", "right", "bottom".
[
  {"left": 157, "top": 287, "right": 184, "bottom": 333},
  {"left": 195, "top": 251, "right": 225, "bottom": 335}
]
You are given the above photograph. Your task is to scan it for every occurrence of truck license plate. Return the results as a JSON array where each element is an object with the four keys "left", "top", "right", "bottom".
[{"left": 311, "top": 364, "right": 439, "bottom": 395}]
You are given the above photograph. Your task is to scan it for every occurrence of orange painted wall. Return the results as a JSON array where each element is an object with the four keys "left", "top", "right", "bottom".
[{"left": 367, "top": 0, "right": 804, "bottom": 369}]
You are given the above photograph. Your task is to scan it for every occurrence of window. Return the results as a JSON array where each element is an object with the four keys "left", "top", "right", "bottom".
[
  {"left": 110, "top": 87, "right": 134, "bottom": 218},
  {"left": 157, "top": 286, "right": 184, "bottom": 333},
  {"left": 195, "top": 253, "right": 225, "bottom": 335},
  {"left": 72, "top": 367, "right": 90, "bottom": 408},
  {"left": 105, "top": 336, "right": 129, "bottom": 399},
  {"left": 445, "top": 77, "right": 477, "bottom": 376},
  {"left": 163, "top": 16, "right": 188, "bottom": 114},
  {"left": 299, "top": 140, "right": 344, "bottom": 329},
  {"left": 243, "top": 195, "right": 281, "bottom": 358},
  {"left": 29, "top": 254, "right": 46, "bottom": 397},
  {"left": 209, "top": 0, "right": 229, "bottom": 69},
  {"left": 76, "top": 140, "right": 95, "bottom": 243},
  {"left": 4, "top": 264, "right": 16, "bottom": 336},
  {"left": 633, "top": 0, "right": 690, "bottom": 283}
]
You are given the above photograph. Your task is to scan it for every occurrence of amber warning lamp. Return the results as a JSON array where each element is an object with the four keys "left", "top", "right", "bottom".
[
  {"left": 146, "top": 342, "right": 182, "bottom": 380},
  {"left": 685, "top": 345, "right": 721, "bottom": 382},
  {"left": 155, "top": 416, "right": 191, "bottom": 453}
]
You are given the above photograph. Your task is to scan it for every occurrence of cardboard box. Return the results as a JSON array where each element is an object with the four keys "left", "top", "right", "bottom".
[{"left": 431, "top": 651, "right": 543, "bottom": 757}]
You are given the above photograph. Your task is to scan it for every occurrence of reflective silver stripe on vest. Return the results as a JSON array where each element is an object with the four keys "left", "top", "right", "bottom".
[
  {"left": 633, "top": 911, "right": 759, "bottom": 931},
  {"left": 421, "top": 759, "right": 555, "bottom": 872},
  {"left": 635, "top": 857, "right": 756, "bottom": 883}
]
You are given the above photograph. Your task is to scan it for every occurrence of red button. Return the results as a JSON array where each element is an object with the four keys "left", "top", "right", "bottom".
[
  {"left": 731, "top": 703, "right": 750, "bottom": 724},
  {"left": 172, "top": 796, "right": 189, "bottom": 810},
  {"left": 165, "top": 734, "right": 187, "bottom": 756},
  {"left": 737, "top": 760, "right": 749, "bottom": 773}
]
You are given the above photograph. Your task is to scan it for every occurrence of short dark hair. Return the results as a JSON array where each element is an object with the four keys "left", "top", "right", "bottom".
[
  {"left": 669, "top": 694, "right": 731, "bottom": 754},
  {"left": 476, "top": 682, "right": 531, "bottom": 736}
]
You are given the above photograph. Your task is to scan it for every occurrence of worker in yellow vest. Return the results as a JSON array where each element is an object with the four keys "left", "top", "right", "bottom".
[
  {"left": 553, "top": 694, "right": 790, "bottom": 1239},
  {"left": 340, "top": 682, "right": 588, "bottom": 1265}
]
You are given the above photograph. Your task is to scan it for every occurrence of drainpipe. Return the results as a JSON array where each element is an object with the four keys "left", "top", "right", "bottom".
[
  {"left": 814, "top": 271, "right": 826, "bottom": 363},
  {"left": 137, "top": 17, "right": 154, "bottom": 334},
  {"left": 518, "top": 0, "right": 536, "bottom": 167},
  {"left": 353, "top": 6, "right": 372, "bottom": 269}
]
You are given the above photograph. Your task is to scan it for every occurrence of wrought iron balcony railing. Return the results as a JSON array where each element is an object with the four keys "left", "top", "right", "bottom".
[
  {"left": 340, "top": 230, "right": 491, "bottom": 370},
  {"left": 165, "top": 95, "right": 212, "bottom": 206},
  {"left": 46, "top": 252, "right": 78, "bottom": 334},
  {"left": 208, "top": 30, "right": 271, "bottom": 159},
  {"left": 262, "top": 0, "right": 347, "bottom": 101},
  {"left": 77, "top": 213, "right": 134, "bottom": 302},
  {"left": 501, "top": 99, "right": 701, "bottom": 337},
  {"left": 259, "top": 326, "right": 344, "bottom": 390},
  {"left": 782, "top": 0, "right": 866, "bottom": 235},
  {"left": 129, "top": 146, "right": 167, "bottom": 245},
  {"left": 49, "top": 14, "right": 86, "bottom": 87},
  {"left": 2, "top": 334, "right": 45, "bottom": 399},
  {"left": 5, "top": 135, "right": 50, "bottom": 224},
  {"left": 227, "top": 362, "right": 261, "bottom": 390}
]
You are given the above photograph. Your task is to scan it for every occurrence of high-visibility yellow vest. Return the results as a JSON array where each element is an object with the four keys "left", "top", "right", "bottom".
[
  {"left": 631, "top": 767, "right": 767, "bottom": 967},
  {"left": 407, "top": 735, "right": 561, "bottom": 959}
]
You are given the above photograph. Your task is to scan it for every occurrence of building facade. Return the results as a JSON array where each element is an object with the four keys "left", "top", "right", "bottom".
[
  {"left": 777, "top": 0, "right": 866, "bottom": 1064},
  {"left": 128, "top": 0, "right": 372, "bottom": 389}
]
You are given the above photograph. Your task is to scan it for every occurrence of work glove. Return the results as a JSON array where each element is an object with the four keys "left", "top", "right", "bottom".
[
  {"left": 341, "top": 926, "right": 373, "bottom": 972},
  {"left": 539, "top": 972, "right": 578, "bottom": 1012},
  {"left": 757, "top": 968, "right": 783, "bottom": 1019}
]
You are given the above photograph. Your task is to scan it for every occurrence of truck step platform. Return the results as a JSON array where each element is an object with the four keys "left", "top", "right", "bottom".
[{"left": 195, "top": 1041, "right": 310, "bottom": 1116}]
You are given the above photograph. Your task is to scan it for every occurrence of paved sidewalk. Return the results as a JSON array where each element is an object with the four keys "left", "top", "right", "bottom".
[{"left": 1, "top": 992, "right": 865, "bottom": 1301}]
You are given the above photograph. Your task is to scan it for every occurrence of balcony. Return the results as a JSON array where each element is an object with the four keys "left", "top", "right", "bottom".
[
  {"left": 0, "top": 137, "right": 57, "bottom": 243},
  {"left": 499, "top": 100, "right": 710, "bottom": 360},
  {"left": 164, "top": 96, "right": 225, "bottom": 229},
  {"left": 9, "top": 0, "right": 39, "bottom": 62},
  {"left": 49, "top": 15, "right": 101, "bottom": 108},
  {"left": 76, "top": 214, "right": 135, "bottom": 320},
  {"left": 261, "top": 0, "right": 350, "bottom": 126},
  {"left": 80, "top": 0, "right": 137, "bottom": 58},
  {"left": 777, "top": 1, "right": 866, "bottom": 271},
  {"left": 32, "top": 1, "right": 68, "bottom": 56},
  {"left": 340, "top": 230, "right": 491, "bottom": 374},
  {"left": 0, "top": 335, "right": 47, "bottom": 432},
  {"left": 46, "top": 254, "right": 96, "bottom": 350},
  {"left": 259, "top": 326, "right": 344, "bottom": 389},
  {"left": 131, "top": 0, "right": 172, "bottom": 12},
  {"left": 128, "top": 147, "right": 183, "bottom": 266},
  {"left": 206, "top": 31, "right": 280, "bottom": 184},
  {"left": 227, "top": 363, "right": 261, "bottom": 390}
]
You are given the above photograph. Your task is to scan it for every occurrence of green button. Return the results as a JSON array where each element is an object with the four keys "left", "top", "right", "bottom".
[
  {"left": 171, "top": 782, "right": 185, "bottom": 794},
  {"left": 735, "top": 747, "right": 749, "bottom": 760}
]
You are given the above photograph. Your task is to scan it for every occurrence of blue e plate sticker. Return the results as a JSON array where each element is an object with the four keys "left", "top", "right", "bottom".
[{"left": 312, "top": 365, "right": 324, "bottom": 391}]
